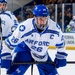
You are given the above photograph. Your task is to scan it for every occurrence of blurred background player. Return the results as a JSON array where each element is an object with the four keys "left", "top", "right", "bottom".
[
  {"left": 0, "top": 0, "right": 19, "bottom": 69},
  {"left": 66, "top": 16, "right": 75, "bottom": 32},
  {"left": 3, "top": 4, "right": 67, "bottom": 75}
]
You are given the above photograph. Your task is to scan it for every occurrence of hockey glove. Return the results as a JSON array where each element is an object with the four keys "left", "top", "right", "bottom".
[
  {"left": 54, "top": 52, "right": 68, "bottom": 68},
  {"left": 1, "top": 53, "right": 12, "bottom": 69}
]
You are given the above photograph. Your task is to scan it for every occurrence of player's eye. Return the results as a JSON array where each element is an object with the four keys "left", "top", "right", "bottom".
[{"left": 3, "top": 4, "right": 5, "bottom": 6}]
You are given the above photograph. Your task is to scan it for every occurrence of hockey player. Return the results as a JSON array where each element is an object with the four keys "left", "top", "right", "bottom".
[
  {"left": 4, "top": 4, "right": 67, "bottom": 75},
  {"left": 66, "top": 16, "right": 75, "bottom": 32},
  {"left": 0, "top": 0, "right": 19, "bottom": 69}
]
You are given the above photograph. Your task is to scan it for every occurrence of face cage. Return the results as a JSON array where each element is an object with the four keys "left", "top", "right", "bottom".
[{"left": 34, "top": 16, "right": 49, "bottom": 30}]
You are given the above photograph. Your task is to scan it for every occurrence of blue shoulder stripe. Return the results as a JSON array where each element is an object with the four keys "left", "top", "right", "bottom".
[
  {"left": 56, "top": 42, "right": 65, "bottom": 48},
  {"left": 21, "top": 29, "right": 37, "bottom": 38},
  {"left": 44, "top": 29, "right": 59, "bottom": 36},
  {"left": 3, "top": 12, "right": 12, "bottom": 19}
]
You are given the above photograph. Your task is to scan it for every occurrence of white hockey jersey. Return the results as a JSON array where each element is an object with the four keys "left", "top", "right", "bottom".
[
  {"left": 0, "top": 11, "right": 19, "bottom": 37},
  {"left": 6, "top": 18, "right": 65, "bottom": 61}
]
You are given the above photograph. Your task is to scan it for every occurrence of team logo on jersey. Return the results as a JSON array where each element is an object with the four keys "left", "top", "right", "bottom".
[{"left": 19, "top": 25, "right": 25, "bottom": 32}]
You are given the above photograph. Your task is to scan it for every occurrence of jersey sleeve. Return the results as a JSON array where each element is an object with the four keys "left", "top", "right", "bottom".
[
  {"left": 10, "top": 12, "right": 19, "bottom": 32},
  {"left": 5, "top": 22, "right": 26, "bottom": 48},
  {"left": 10, "top": 12, "right": 19, "bottom": 26},
  {"left": 55, "top": 30, "right": 66, "bottom": 53}
]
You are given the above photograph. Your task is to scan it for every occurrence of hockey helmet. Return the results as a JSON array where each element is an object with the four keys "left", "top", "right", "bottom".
[
  {"left": 33, "top": 4, "right": 49, "bottom": 17},
  {"left": 33, "top": 4, "right": 49, "bottom": 30},
  {"left": 0, "top": 0, "right": 7, "bottom": 3}
]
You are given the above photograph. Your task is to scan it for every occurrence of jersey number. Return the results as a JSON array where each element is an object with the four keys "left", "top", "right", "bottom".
[{"left": 31, "top": 46, "right": 42, "bottom": 52}]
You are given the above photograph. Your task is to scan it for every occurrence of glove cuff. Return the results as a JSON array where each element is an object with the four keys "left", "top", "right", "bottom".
[
  {"left": 1, "top": 59, "right": 12, "bottom": 69},
  {"left": 56, "top": 52, "right": 68, "bottom": 59},
  {"left": 1, "top": 53, "right": 12, "bottom": 69}
]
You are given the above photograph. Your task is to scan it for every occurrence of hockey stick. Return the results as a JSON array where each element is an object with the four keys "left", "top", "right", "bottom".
[
  {"left": 12, "top": 61, "right": 75, "bottom": 65},
  {"left": 0, "top": 61, "right": 74, "bottom": 65},
  {"left": 12, "top": 61, "right": 56, "bottom": 65},
  {"left": 31, "top": 64, "right": 33, "bottom": 75},
  {"left": 67, "top": 61, "right": 75, "bottom": 64}
]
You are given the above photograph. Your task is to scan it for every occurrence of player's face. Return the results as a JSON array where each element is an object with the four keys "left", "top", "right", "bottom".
[
  {"left": 0, "top": 3, "right": 3, "bottom": 9},
  {"left": 0, "top": 3, "right": 6, "bottom": 13},
  {"left": 36, "top": 17, "right": 48, "bottom": 26}
]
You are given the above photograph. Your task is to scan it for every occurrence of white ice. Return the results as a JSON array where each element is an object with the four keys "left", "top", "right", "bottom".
[{"left": 1, "top": 50, "right": 75, "bottom": 75}]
